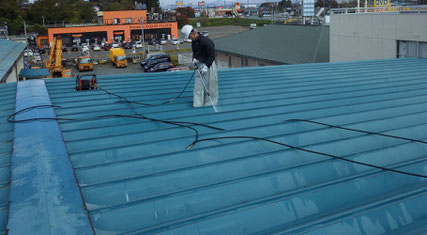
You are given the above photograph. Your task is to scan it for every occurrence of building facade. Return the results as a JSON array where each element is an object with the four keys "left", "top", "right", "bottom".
[
  {"left": 45, "top": 10, "right": 178, "bottom": 46},
  {"left": 215, "top": 52, "right": 278, "bottom": 69},
  {"left": 330, "top": 11, "right": 427, "bottom": 62}
]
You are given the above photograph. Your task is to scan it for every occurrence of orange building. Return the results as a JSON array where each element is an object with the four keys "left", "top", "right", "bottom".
[{"left": 46, "top": 10, "right": 178, "bottom": 46}]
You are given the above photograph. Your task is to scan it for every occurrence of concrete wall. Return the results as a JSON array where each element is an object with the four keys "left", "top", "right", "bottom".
[
  {"left": 330, "top": 13, "right": 427, "bottom": 62},
  {"left": 216, "top": 52, "right": 278, "bottom": 69}
]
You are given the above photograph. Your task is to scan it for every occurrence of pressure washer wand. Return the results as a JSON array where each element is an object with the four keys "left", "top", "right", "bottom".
[{"left": 196, "top": 69, "right": 218, "bottom": 113}]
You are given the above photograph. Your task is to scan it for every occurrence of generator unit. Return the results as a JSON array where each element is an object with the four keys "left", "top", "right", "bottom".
[{"left": 76, "top": 74, "right": 98, "bottom": 91}]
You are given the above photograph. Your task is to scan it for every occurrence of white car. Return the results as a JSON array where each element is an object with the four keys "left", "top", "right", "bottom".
[
  {"left": 135, "top": 41, "right": 143, "bottom": 48},
  {"left": 24, "top": 49, "right": 33, "bottom": 57},
  {"left": 92, "top": 44, "right": 101, "bottom": 51},
  {"left": 184, "top": 38, "right": 192, "bottom": 43},
  {"left": 171, "top": 39, "right": 181, "bottom": 45},
  {"left": 200, "top": 31, "right": 209, "bottom": 37},
  {"left": 32, "top": 52, "right": 41, "bottom": 61},
  {"left": 112, "top": 42, "right": 120, "bottom": 48},
  {"left": 160, "top": 39, "right": 167, "bottom": 45}
]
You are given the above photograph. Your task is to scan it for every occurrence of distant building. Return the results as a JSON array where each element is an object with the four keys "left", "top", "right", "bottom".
[
  {"left": 0, "top": 26, "right": 8, "bottom": 39},
  {"left": 45, "top": 10, "right": 178, "bottom": 46},
  {"left": 0, "top": 39, "right": 26, "bottom": 83},
  {"left": 330, "top": 9, "right": 427, "bottom": 62},
  {"left": 213, "top": 24, "right": 329, "bottom": 68}
]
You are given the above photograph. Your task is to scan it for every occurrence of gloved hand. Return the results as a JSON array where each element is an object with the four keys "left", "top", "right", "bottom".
[
  {"left": 200, "top": 65, "right": 208, "bottom": 74},
  {"left": 192, "top": 58, "right": 198, "bottom": 64}
]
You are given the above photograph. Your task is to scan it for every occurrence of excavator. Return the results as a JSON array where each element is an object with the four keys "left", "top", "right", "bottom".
[{"left": 45, "top": 36, "right": 72, "bottom": 78}]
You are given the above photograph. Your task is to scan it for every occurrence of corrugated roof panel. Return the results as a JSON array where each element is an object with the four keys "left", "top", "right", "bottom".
[
  {"left": 213, "top": 25, "right": 329, "bottom": 64},
  {"left": 43, "top": 58, "right": 427, "bottom": 234},
  {"left": 0, "top": 39, "right": 26, "bottom": 81},
  {"left": 0, "top": 82, "right": 16, "bottom": 234}
]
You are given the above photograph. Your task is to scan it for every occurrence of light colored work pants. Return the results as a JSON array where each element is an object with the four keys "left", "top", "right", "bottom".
[{"left": 194, "top": 61, "right": 218, "bottom": 107}]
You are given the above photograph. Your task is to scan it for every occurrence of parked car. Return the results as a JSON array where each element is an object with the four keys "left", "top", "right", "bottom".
[
  {"left": 103, "top": 43, "right": 112, "bottom": 51},
  {"left": 112, "top": 42, "right": 120, "bottom": 48},
  {"left": 143, "top": 56, "right": 171, "bottom": 71},
  {"left": 37, "top": 47, "right": 46, "bottom": 54},
  {"left": 140, "top": 53, "right": 170, "bottom": 67},
  {"left": 147, "top": 39, "right": 157, "bottom": 45},
  {"left": 122, "top": 42, "right": 132, "bottom": 49},
  {"left": 184, "top": 38, "right": 192, "bottom": 43},
  {"left": 24, "top": 49, "right": 33, "bottom": 57},
  {"left": 170, "top": 38, "right": 181, "bottom": 45},
  {"left": 92, "top": 44, "right": 101, "bottom": 51},
  {"left": 149, "top": 62, "right": 174, "bottom": 72},
  {"left": 135, "top": 41, "right": 143, "bottom": 48},
  {"left": 160, "top": 39, "right": 167, "bottom": 45},
  {"left": 81, "top": 46, "right": 90, "bottom": 55},
  {"left": 200, "top": 31, "right": 209, "bottom": 37},
  {"left": 32, "top": 52, "right": 41, "bottom": 62},
  {"left": 167, "top": 67, "right": 190, "bottom": 72},
  {"left": 62, "top": 46, "right": 68, "bottom": 52},
  {"left": 71, "top": 44, "right": 79, "bottom": 51}
]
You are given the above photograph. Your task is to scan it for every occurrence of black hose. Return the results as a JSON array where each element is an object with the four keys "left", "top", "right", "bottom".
[{"left": 188, "top": 135, "right": 427, "bottom": 178}]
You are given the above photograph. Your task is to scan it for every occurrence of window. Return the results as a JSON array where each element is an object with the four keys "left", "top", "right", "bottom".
[
  {"left": 397, "top": 40, "right": 427, "bottom": 59},
  {"left": 126, "top": 18, "right": 132, "bottom": 24},
  {"left": 114, "top": 18, "right": 120, "bottom": 24},
  {"left": 228, "top": 55, "right": 232, "bottom": 68},
  {"left": 241, "top": 57, "right": 244, "bottom": 67}
]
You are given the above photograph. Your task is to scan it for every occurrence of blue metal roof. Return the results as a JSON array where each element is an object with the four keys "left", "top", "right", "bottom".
[
  {"left": 0, "top": 39, "right": 26, "bottom": 82},
  {"left": 4, "top": 57, "right": 427, "bottom": 234},
  {"left": 18, "top": 68, "right": 49, "bottom": 79},
  {"left": 0, "top": 83, "right": 16, "bottom": 235}
]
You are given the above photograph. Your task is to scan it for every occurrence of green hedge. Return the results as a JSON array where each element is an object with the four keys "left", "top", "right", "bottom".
[{"left": 189, "top": 18, "right": 271, "bottom": 27}]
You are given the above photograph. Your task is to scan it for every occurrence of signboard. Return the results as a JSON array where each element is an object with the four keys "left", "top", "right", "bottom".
[
  {"left": 303, "top": 0, "right": 315, "bottom": 17},
  {"left": 198, "top": 1, "right": 204, "bottom": 7},
  {"left": 176, "top": 1, "right": 184, "bottom": 6},
  {"left": 374, "top": 0, "right": 390, "bottom": 7},
  {"left": 234, "top": 2, "right": 240, "bottom": 10}
]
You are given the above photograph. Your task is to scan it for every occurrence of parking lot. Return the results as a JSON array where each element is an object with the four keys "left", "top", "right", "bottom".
[{"left": 29, "top": 25, "right": 249, "bottom": 76}]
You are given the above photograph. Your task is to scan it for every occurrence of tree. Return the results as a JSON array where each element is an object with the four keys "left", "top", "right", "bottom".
[
  {"left": 278, "top": 0, "right": 292, "bottom": 12},
  {"left": 176, "top": 15, "right": 189, "bottom": 28},
  {"left": 135, "top": 0, "right": 161, "bottom": 12},
  {"left": 315, "top": 0, "right": 338, "bottom": 8},
  {"left": 176, "top": 7, "right": 195, "bottom": 18}
]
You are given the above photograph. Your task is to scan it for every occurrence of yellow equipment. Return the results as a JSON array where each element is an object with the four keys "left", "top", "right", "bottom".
[{"left": 45, "top": 36, "right": 72, "bottom": 78}]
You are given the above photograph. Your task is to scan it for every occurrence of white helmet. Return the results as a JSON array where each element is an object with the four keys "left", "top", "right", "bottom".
[{"left": 181, "top": 25, "right": 193, "bottom": 39}]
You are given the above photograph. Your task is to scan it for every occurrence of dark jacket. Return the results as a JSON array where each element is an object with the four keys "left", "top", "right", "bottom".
[{"left": 192, "top": 34, "right": 215, "bottom": 68}]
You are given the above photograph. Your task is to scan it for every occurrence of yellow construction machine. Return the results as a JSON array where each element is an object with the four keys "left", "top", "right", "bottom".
[{"left": 45, "top": 36, "right": 72, "bottom": 78}]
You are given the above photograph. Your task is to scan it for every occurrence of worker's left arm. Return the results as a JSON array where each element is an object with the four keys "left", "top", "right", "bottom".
[{"left": 203, "top": 39, "right": 215, "bottom": 68}]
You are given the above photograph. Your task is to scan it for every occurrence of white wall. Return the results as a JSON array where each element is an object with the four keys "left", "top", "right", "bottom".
[
  {"left": 4, "top": 54, "right": 24, "bottom": 83},
  {"left": 330, "top": 13, "right": 427, "bottom": 62}
]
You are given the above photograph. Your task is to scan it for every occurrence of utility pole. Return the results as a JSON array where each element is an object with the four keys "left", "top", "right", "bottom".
[
  {"left": 42, "top": 16, "right": 45, "bottom": 27},
  {"left": 141, "top": 19, "right": 145, "bottom": 54},
  {"left": 23, "top": 19, "right": 29, "bottom": 49}
]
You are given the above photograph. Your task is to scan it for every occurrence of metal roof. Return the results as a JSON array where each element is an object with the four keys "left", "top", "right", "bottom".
[
  {"left": 0, "top": 39, "right": 26, "bottom": 82},
  {"left": 213, "top": 24, "right": 329, "bottom": 64},
  {"left": 0, "top": 83, "right": 16, "bottom": 235},
  {"left": 18, "top": 68, "right": 49, "bottom": 79},
  {"left": 3, "top": 57, "right": 427, "bottom": 234}
]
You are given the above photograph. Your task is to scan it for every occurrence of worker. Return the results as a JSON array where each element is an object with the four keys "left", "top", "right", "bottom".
[{"left": 181, "top": 25, "right": 218, "bottom": 108}]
